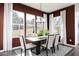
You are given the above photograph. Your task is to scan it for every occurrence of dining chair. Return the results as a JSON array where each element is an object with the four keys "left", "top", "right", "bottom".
[
  {"left": 19, "top": 35, "right": 36, "bottom": 56},
  {"left": 53, "top": 34, "right": 60, "bottom": 52},
  {"left": 41, "top": 34, "right": 55, "bottom": 56}
]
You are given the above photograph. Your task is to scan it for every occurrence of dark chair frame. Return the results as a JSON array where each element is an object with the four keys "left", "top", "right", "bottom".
[
  {"left": 20, "top": 36, "right": 36, "bottom": 56},
  {"left": 53, "top": 34, "right": 60, "bottom": 53},
  {"left": 41, "top": 34, "right": 56, "bottom": 56}
]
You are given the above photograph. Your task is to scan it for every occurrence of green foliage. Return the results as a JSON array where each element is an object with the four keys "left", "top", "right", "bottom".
[
  {"left": 37, "top": 30, "right": 48, "bottom": 36},
  {"left": 44, "top": 30, "right": 48, "bottom": 36},
  {"left": 37, "top": 30, "right": 43, "bottom": 36}
]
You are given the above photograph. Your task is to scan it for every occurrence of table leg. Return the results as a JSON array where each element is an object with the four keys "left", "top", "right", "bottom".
[{"left": 36, "top": 41, "right": 40, "bottom": 55}]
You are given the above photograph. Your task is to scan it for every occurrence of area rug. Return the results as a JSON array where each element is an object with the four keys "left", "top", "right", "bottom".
[{"left": 16, "top": 45, "right": 74, "bottom": 56}]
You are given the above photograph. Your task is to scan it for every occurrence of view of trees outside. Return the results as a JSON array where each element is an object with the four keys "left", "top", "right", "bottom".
[
  {"left": 53, "top": 16, "right": 64, "bottom": 40},
  {"left": 12, "top": 11, "right": 47, "bottom": 37},
  {"left": 53, "top": 16, "right": 61, "bottom": 34},
  {"left": 12, "top": 11, "right": 24, "bottom": 38},
  {"left": 36, "top": 16, "right": 44, "bottom": 33},
  {"left": 26, "top": 15, "right": 47, "bottom": 36},
  {"left": 26, "top": 13, "right": 35, "bottom": 36}
]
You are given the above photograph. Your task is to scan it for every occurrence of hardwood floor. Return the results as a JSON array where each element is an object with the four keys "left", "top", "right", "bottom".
[
  {"left": 0, "top": 44, "right": 73, "bottom": 56},
  {"left": 66, "top": 45, "right": 79, "bottom": 56},
  {"left": 0, "top": 44, "right": 79, "bottom": 56}
]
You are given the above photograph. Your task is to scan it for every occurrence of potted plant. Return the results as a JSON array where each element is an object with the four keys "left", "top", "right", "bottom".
[
  {"left": 37, "top": 30, "right": 49, "bottom": 36},
  {"left": 44, "top": 30, "right": 48, "bottom": 36},
  {"left": 37, "top": 30, "right": 44, "bottom": 36}
]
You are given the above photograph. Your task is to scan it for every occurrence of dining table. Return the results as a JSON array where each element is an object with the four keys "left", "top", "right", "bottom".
[{"left": 26, "top": 36, "right": 48, "bottom": 55}]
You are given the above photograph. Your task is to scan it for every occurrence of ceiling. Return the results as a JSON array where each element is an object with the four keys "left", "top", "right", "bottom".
[{"left": 23, "top": 3, "right": 74, "bottom": 13}]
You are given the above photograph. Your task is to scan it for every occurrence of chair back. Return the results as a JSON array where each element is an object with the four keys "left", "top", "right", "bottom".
[
  {"left": 19, "top": 35, "right": 33, "bottom": 56},
  {"left": 54, "top": 34, "right": 60, "bottom": 46},
  {"left": 46, "top": 34, "right": 55, "bottom": 49},
  {"left": 19, "top": 35, "right": 26, "bottom": 50}
]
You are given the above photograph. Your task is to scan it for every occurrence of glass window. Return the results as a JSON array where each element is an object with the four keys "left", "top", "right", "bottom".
[
  {"left": 26, "top": 14, "right": 47, "bottom": 36},
  {"left": 53, "top": 16, "right": 64, "bottom": 39},
  {"left": 36, "top": 16, "right": 45, "bottom": 33},
  {"left": 53, "top": 16, "right": 61, "bottom": 33},
  {"left": 12, "top": 10, "right": 24, "bottom": 38},
  {"left": 26, "top": 13, "right": 35, "bottom": 36}
]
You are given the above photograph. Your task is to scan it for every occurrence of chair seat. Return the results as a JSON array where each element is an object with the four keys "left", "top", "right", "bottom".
[
  {"left": 26, "top": 43, "right": 36, "bottom": 49},
  {"left": 41, "top": 44, "right": 52, "bottom": 49},
  {"left": 41, "top": 43, "right": 46, "bottom": 47}
]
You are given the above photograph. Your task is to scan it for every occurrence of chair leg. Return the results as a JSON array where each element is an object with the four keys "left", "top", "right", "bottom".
[
  {"left": 24, "top": 49, "right": 26, "bottom": 56},
  {"left": 57, "top": 45, "right": 59, "bottom": 50},
  {"left": 21, "top": 48, "right": 23, "bottom": 56},
  {"left": 46, "top": 48, "right": 48, "bottom": 56},
  {"left": 53, "top": 46, "right": 55, "bottom": 53},
  {"left": 51, "top": 47, "right": 53, "bottom": 54},
  {"left": 42, "top": 47, "right": 45, "bottom": 51},
  {"left": 31, "top": 48, "right": 32, "bottom": 52}
]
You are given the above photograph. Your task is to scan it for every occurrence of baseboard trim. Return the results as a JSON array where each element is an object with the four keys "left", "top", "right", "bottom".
[
  {"left": 0, "top": 50, "right": 4, "bottom": 52},
  {"left": 0, "top": 50, "right": 3, "bottom": 52},
  {"left": 12, "top": 46, "right": 21, "bottom": 50},
  {"left": 59, "top": 43, "right": 75, "bottom": 48},
  {"left": 0, "top": 46, "right": 21, "bottom": 52}
]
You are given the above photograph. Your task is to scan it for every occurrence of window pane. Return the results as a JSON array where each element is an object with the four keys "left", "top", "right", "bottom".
[
  {"left": 37, "top": 22, "right": 44, "bottom": 33},
  {"left": 12, "top": 10, "right": 24, "bottom": 38},
  {"left": 20, "top": 25, "right": 24, "bottom": 30},
  {"left": 26, "top": 13, "right": 35, "bottom": 36},
  {"left": 12, "top": 25, "right": 19, "bottom": 30},
  {"left": 53, "top": 16, "right": 64, "bottom": 43},
  {"left": 36, "top": 16, "right": 45, "bottom": 33},
  {"left": 53, "top": 16, "right": 61, "bottom": 33}
]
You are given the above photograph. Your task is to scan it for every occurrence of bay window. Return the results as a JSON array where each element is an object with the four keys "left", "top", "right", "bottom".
[{"left": 12, "top": 11, "right": 47, "bottom": 37}]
